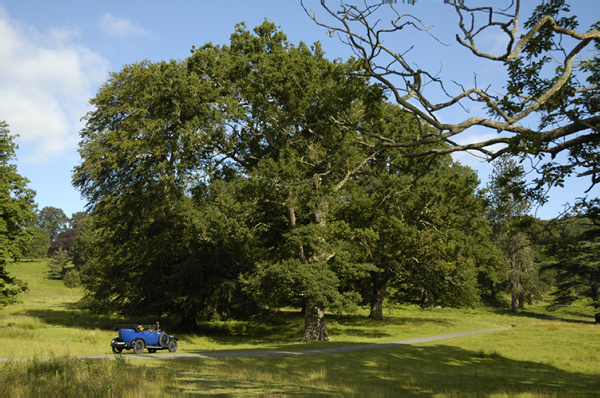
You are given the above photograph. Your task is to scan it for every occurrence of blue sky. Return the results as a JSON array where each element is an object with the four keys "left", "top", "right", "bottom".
[{"left": 1, "top": 0, "right": 598, "bottom": 219}]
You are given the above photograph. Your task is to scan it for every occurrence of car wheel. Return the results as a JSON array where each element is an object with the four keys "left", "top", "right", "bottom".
[
  {"left": 148, "top": 349, "right": 156, "bottom": 353},
  {"left": 112, "top": 346, "right": 123, "bottom": 354},
  {"left": 158, "top": 333, "right": 169, "bottom": 348},
  {"left": 133, "top": 339, "right": 145, "bottom": 355},
  {"left": 168, "top": 340, "right": 178, "bottom": 353}
]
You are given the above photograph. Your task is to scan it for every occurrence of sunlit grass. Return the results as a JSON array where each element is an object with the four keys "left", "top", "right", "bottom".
[
  {"left": 2, "top": 258, "right": 599, "bottom": 394},
  {"left": 134, "top": 325, "right": 600, "bottom": 395},
  {"left": 7, "top": 259, "right": 82, "bottom": 303},
  {"left": 0, "top": 314, "right": 47, "bottom": 330},
  {"left": 1, "top": 353, "right": 173, "bottom": 396}
]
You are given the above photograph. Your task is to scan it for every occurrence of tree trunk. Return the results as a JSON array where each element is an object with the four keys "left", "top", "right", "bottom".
[
  {"left": 491, "top": 283, "right": 499, "bottom": 302},
  {"left": 177, "top": 316, "right": 199, "bottom": 332},
  {"left": 509, "top": 257, "right": 521, "bottom": 313},
  {"left": 368, "top": 272, "right": 389, "bottom": 321},
  {"left": 300, "top": 172, "right": 336, "bottom": 343},
  {"left": 286, "top": 194, "right": 307, "bottom": 262},
  {"left": 510, "top": 289, "right": 519, "bottom": 313},
  {"left": 594, "top": 287, "right": 600, "bottom": 323},
  {"left": 592, "top": 288, "right": 599, "bottom": 324},
  {"left": 302, "top": 306, "right": 330, "bottom": 342}
]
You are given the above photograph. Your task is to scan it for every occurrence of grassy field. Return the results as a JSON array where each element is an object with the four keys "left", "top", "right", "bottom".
[{"left": 1, "top": 259, "right": 599, "bottom": 395}]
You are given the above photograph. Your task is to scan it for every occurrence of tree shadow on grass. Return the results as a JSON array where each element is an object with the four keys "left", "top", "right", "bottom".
[
  {"left": 488, "top": 307, "right": 596, "bottom": 325},
  {"left": 332, "top": 313, "right": 454, "bottom": 327},
  {"left": 19, "top": 305, "right": 155, "bottom": 332},
  {"left": 178, "top": 313, "right": 453, "bottom": 348},
  {"left": 168, "top": 317, "right": 460, "bottom": 356},
  {"left": 159, "top": 343, "right": 600, "bottom": 395},
  {"left": 18, "top": 304, "right": 456, "bottom": 349}
]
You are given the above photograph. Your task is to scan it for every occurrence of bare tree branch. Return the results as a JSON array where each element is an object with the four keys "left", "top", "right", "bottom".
[{"left": 303, "top": 1, "right": 600, "bottom": 200}]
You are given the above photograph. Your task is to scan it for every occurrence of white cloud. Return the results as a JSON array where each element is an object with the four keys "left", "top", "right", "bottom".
[
  {"left": 0, "top": 7, "right": 110, "bottom": 162},
  {"left": 99, "top": 12, "right": 154, "bottom": 39}
]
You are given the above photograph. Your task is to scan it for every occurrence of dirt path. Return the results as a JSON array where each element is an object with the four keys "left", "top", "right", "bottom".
[{"left": 0, "top": 328, "right": 508, "bottom": 361}]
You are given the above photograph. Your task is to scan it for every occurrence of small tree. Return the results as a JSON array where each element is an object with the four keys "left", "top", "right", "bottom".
[
  {"left": 63, "top": 270, "right": 81, "bottom": 295},
  {"left": 48, "top": 248, "right": 69, "bottom": 279},
  {"left": 486, "top": 155, "right": 539, "bottom": 312}
]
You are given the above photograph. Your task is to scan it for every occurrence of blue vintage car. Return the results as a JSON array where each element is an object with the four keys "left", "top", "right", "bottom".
[{"left": 111, "top": 324, "right": 178, "bottom": 354}]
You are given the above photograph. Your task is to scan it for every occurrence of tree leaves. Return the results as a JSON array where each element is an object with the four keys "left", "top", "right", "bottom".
[
  {"left": 0, "top": 121, "right": 35, "bottom": 305},
  {"left": 72, "top": 20, "right": 501, "bottom": 333}
]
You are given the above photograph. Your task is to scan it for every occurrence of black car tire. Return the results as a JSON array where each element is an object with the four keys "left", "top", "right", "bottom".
[
  {"left": 159, "top": 333, "right": 169, "bottom": 348},
  {"left": 133, "top": 339, "right": 145, "bottom": 355},
  {"left": 112, "top": 346, "right": 123, "bottom": 354},
  {"left": 168, "top": 340, "right": 178, "bottom": 353}
]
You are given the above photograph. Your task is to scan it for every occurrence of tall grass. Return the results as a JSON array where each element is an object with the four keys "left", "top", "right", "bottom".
[{"left": 1, "top": 353, "right": 174, "bottom": 396}]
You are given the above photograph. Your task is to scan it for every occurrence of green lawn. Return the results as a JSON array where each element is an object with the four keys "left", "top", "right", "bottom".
[{"left": 1, "top": 259, "right": 599, "bottom": 395}]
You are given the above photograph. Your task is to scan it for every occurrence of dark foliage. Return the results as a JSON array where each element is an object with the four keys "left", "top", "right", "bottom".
[{"left": 48, "top": 228, "right": 78, "bottom": 257}]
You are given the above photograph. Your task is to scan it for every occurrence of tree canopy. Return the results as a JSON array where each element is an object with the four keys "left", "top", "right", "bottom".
[
  {"left": 24, "top": 226, "right": 51, "bottom": 260},
  {"left": 48, "top": 228, "right": 78, "bottom": 257},
  {"left": 74, "top": 21, "right": 393, "bottom": 339},
  {"left": 37, "top": 206, "right": 69, "bottom": 240},
  {"left": 0, "top": 121, "right": 35, "bottom": 305},
  {"left": 75, "top": 14, "right": 590, "bottom": 336},
  {"left": 72, "top": 22, "right": 451, "bottom": 333}
]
